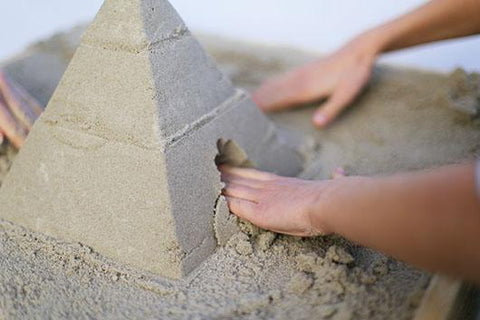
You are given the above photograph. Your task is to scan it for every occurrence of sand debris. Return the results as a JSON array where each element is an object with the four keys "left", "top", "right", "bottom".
[{"left": 326, "top": 245, "right": 355, "bottom": 265}]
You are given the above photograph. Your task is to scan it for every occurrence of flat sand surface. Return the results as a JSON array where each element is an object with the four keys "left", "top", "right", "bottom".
[{"left": 1, "top": 26, "right": 479, "bottom": 319}]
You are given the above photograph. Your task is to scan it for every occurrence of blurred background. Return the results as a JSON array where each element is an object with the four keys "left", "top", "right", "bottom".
[{"left": 0, "top": 0, "right": 479, "bottom": 72}]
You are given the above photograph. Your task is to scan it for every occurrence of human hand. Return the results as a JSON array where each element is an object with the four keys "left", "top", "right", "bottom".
[
  {"left": 219, "top": 165, "right": 346, "bottom": 237},
  {"left": 0, "top": 70, "right": 44, "bottom": 149},
  {"left": 252, "top": 34, "right": 379, "bottom": 127}
]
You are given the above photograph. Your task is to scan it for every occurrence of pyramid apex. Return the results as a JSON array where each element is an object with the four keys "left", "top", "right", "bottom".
[{"left": 82, "top": 0, "right": 188, "bottom": 54}]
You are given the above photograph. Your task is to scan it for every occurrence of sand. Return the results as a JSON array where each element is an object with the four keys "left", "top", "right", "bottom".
[
  {"left": 1, "top": 25, "right": 479, "bottom": 319},
  {"left": 0, "top": 1, "right": 303, "bottom": 279}
]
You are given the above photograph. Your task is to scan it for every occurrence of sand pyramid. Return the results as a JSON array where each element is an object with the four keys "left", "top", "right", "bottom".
[{"left": 0, "top": 0, "right": 302, "bottom": 278}]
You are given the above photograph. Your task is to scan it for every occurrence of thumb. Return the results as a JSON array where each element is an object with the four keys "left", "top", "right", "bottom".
[
  {"left": 312, "top": 68, "right": 370, "bottom": 127},
  {"left": 311, "top": 94, "right": 348, "bottom": 127}
]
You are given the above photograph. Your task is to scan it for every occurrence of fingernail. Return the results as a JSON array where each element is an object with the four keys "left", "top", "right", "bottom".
[
  {"left": 334, "top": 167, "right": 345, "bottom": 175},
  {"left": 332, "top": 167, "right": 346, "bottom": 179},
  {"left": 314, "top": 113, "right": 327, "bottom": 126}
]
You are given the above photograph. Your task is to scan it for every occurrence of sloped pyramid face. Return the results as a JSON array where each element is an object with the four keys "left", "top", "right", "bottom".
[{"left": 0, "top": 0, "right": 302, "bottom": 278}]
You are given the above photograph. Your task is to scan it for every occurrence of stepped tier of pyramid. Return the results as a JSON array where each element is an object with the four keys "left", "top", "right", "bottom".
[{"left": 0, "top": 0, "right": 302, "bottom": 278}]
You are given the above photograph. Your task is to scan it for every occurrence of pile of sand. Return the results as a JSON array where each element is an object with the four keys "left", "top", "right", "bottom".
[{"left": 1, "top": 26, "right": 479, "bottom": 319}]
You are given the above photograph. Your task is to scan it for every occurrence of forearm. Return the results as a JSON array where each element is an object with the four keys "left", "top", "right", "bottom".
[
  {"left": 360, "top": 0, "right": 480, "bottom": 55},
  {"left": 319, "top": 163, "right": 480, "bottom": 282}
]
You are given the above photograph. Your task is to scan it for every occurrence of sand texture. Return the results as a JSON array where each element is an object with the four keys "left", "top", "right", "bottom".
[
  {"left": 0, "top": 0, "right": 302, "bottom": 279},
  {"left": 1, "top": 26, "right": 480, "bottom": 319}
]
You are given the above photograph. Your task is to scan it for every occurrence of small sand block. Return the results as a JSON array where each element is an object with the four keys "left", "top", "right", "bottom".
[
  {"left": 448, "top": 68, "right": 480, "bottom": 116},
  {"left": 326, "top": 245, "right": 355, "bottom": 265},
  {"left": 288, "top": 272, "right": 314, "bottom": 294},
  {"left": 295, "top": 253, "right": 318, "bottom": 272},
  {"left": 256, "top": 231, "right": 277, "bottom": 251}
]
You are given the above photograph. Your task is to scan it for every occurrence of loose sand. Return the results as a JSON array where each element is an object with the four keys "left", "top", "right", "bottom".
[{"left": 1, "top": 26, "right": 479, "bottom": 319}]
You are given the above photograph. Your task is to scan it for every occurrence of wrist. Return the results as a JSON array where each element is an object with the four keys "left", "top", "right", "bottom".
[
  {"left": 335, "top": 30, "right": 384, "bottom": 70},
  {"left": 311, "top": 176, "right": 374, "bottom": 236},
  {"left": 355, "top": 28, "right": 389, "bottom": 58}
]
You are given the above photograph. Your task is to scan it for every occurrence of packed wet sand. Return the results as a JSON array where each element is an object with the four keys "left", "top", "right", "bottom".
[{"left": 1, "top": 26, "right": 479, "bottom": 319}]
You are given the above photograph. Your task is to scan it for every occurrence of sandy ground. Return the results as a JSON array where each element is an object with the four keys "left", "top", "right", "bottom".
[{"left": 0, "top": 25, "right": 479, "bottom": 319}]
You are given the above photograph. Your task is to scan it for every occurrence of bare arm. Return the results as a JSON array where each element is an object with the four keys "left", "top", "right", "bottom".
[
  {"left": 220, "top": 164, "right": 480, "bottom": 283},
  {"left": 375, "top": 0, "right": 480, "bottom": 52},
  {"left": 320, "top": 163, "right": 480, "bottom": 283},
  {"left": 221, "top": 0, "right": 480, "bottom": 284},
  {"left": 254, "top": 0, "right": 480, "bottom": 127}
]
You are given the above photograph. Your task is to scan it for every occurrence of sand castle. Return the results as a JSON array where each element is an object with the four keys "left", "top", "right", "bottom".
[{"left": 0, "top": 0, "right": 302, "bottom": 278}]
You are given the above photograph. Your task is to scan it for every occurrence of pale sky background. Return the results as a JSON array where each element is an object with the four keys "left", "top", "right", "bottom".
[{"left": 0, "top": 0, "right": 479, "bottom": 72}]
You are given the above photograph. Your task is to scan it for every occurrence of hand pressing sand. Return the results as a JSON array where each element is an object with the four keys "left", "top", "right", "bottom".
[
  {"left": 220, "top": 165, "right": 345, "bottom": 236},
  {"left": 220, "top": 163, "right": 480, "bottom": 284},
  {"left": 254, "top": 0, "right": 480, "bottom": 128},
  {"left": 223, "top": 0, "right": 480, "bottom": 284},
  {"left": 252, "top": 36, "right": 375, "bottom": 127}
]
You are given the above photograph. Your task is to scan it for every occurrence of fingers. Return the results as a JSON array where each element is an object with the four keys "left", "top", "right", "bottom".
[
  {"left": 219, "top": 165, "right": 271, "bottom": 225},
  {"left": 0, "top": 96, "right": 27, "bottom": 149},
  {"left": 0, "top": 70, "right": 45, "bottom": 149},
  {"left": 219, "top": 165, "right": 276, "bottom": 181},
  {"left": 0, "top": 71, "right": 38, "bottom": 130},
  {"left": 252, "top": 73, "right": 301, "bottom": 111},
  {"left": 222, "top": 183, "right": 258, "bottom": 202},
  {"left": 312, "top": 66, "right": 370, "bottom": 127},
  {"left": 252, "top": 63, "right": 329, "bottom": 112},
  {"left": 220, "top": 172, "right": 265, "bottom": 189},
  {"left": 312, "top": 83, "right": 359, "bottom": 127},
  {"left": 9, "top": 76, "right": 44, "bottom": 117},
  {"left": 224, "top": 196, "right": 259, "bottom": 223}
]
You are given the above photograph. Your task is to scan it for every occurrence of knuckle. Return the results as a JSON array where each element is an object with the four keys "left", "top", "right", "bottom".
[{"left": 255, "top": 201, "right": 268, "bottom": 214}]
